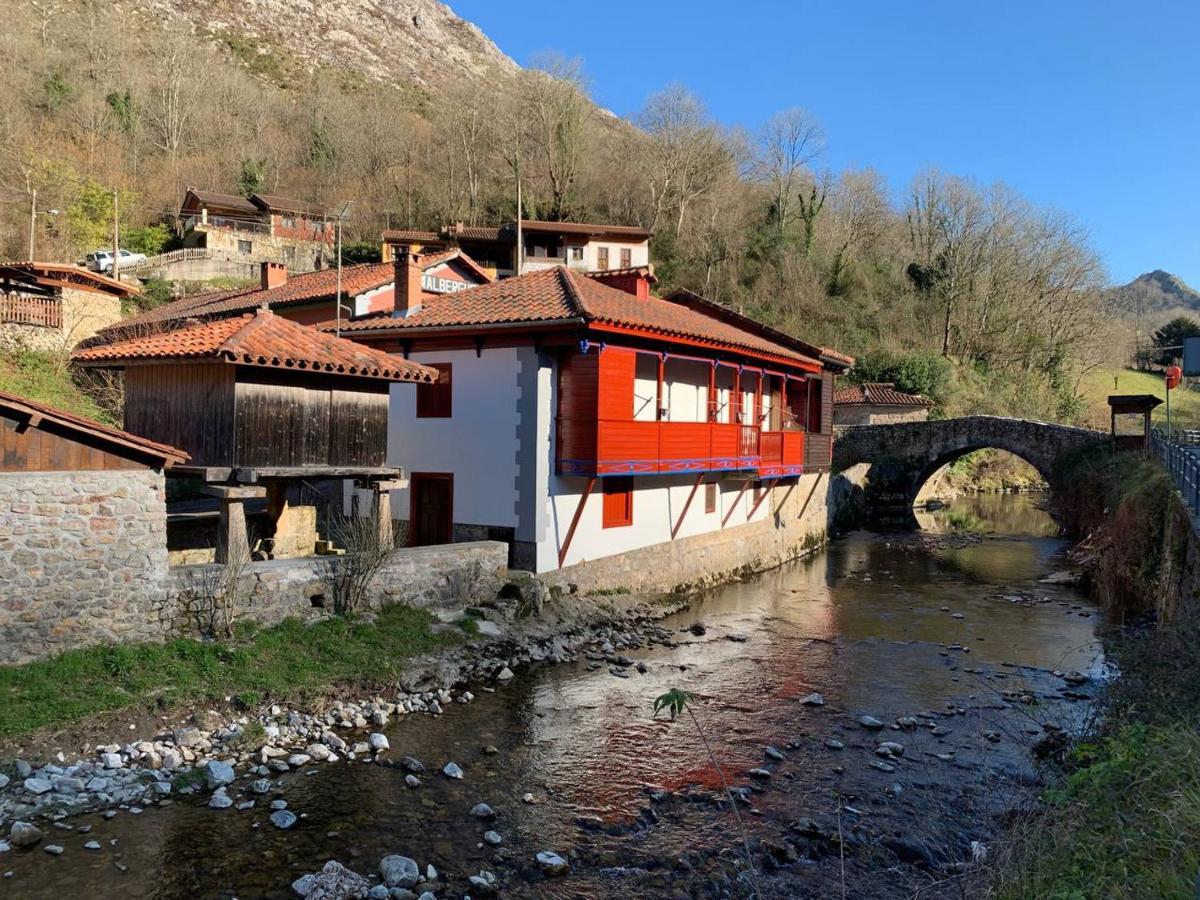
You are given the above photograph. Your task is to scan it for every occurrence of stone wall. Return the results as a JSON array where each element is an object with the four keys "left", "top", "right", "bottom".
[
  {"left": 833, "top": 406, "right": 929, "bottom": 426},
  {"left": 166, "top": 541, "right": 509, "bottom": 631},
  {"left": 0, "top": 288, "right": 121, "bottom": 354},
  {"left": 0, "top": 469, "right": 169, "bottom": 664},
  {"left": 539, "top": 471, "right": 858, "bottom": 595}
]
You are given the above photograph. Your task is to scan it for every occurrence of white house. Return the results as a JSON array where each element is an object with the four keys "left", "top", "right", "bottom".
[{"left": 333, "top": 258, "right": 852, "bottom": 573}]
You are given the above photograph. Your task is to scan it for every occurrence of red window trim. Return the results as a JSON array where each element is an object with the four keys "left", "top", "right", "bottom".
[
  {"left": 602, "top": 476, "right": 633, "bottom": 528},
  {"left": 416, "top": 362, "right": 453, "bottom": 418}
]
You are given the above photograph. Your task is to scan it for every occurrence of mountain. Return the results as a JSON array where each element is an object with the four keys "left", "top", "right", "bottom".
[
  {"left": 140, "top": 0, "right": 518, "bottom": 92},
  {"left": 1108, "top": 270, "right": 1200, "bottom": 322}
]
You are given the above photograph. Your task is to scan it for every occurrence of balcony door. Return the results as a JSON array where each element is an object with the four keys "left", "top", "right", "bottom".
[{"left": 409, "top": 473, "right": 453, "bottom": 546}]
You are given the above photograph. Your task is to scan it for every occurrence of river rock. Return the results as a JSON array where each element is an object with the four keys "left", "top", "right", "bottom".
[
  {"left": 468, "top": 871, "right": 498, "bottom": 894},
  {"left": 43, "top": 844, "right": 63, "bottom": 856},
  {"left": 404, "top": 775, "right": 420, "bottom": 789},
  {"left": 99, "top": 752, "right": 124, "bottom": 770},
  {"left": 725, "top": 632, "right": 749, "bottom": 643},
  {"left": 826, "top": 739, "right": 845, "bottom": 750},
  {"left": 877, "top": 742, "right": 905, "bottom": 757},
  {"left": 859, "top": 715, "right": 885, "bottom": 730},
  {"left": 209, "top": 787, "right": 234, "bottom": 809},
  {"left": 293, "top": 860, "right": 370, "bottom": 899},
  {"left": 9, "top": 822, "right": 42, "bottom": 849},
  {"left": 483, "top": 830, "right": 502, "bottom": 845},
  {"left": 800, "top": 692, "right": 825, "bottom": 707},
  {"left": 204, "top": 760, "right": 236, "bottom": 788},
  {"left": 23, "top": 777, "right": 52, "bottom": 795},
  {"left": 748, "top": 768, "right": 771, "bottom": 779},
  {"left": 271, "top": 810, "right": 298, "bottom": 830},
  {"left": 251, "top": 778, "right": 273, "bottom": 795},
  {"left": 471, "top": 802, "right": 496, "bottom": 820},
  {"left": 536, "top": 851, "right": 569, "bottom": 876},
  {"left": 765, "top": 747, "right": 785, "bottom": 761},
  {"left": 306, "top": 744, "right": 333, "bottom": 762},
  {"left": 84, "top": 840, "right": 101, "bottom": 850},
  {"left": 400, "top": 757, "right": 424, "bottom": 773},
  {"left": 368, "top": 734, "right": 389, "bottom": 752},
  {"left": 379, "top": 855, "right": 419, "bottom": 888},
  {"left": 496, "top": 667, "right": 514, "bottom": 682},
  {"left": 288, "top": 754, "right": 312, "bottom": 768},
  {"left": 443, "top": 762, "right": 463, "bottom": 779},
  {"left": 0, "top": 774, "right": 8, "bottom": 790},
  {"left": 366, "top": 887, "right": 389, "bottom": 900},
  {"left": 870, "top": 760, "right": 896, "bottom": 773}
]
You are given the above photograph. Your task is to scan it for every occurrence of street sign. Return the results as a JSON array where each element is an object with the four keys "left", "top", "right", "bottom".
[{"left": 1184, "top": 336, "right": 1200, "bottom": 376}]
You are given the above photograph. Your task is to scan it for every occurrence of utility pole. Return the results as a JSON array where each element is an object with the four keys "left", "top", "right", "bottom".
[
  {"left": 333, "top": 201, "right": 353, "bottom": 337},
  {"left": 111, "top": 190, "right": 120, "bottom": 280},
  {"left": 514, "top": 162, "right": 523, "bottom": 277},
  {"left": 28, "top": 189, "right": 36, "bottom": 259}
]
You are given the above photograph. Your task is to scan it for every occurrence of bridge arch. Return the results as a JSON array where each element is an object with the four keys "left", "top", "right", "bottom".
[{"left": 833, "top": 415, "right": 1104, "bottom": 524}]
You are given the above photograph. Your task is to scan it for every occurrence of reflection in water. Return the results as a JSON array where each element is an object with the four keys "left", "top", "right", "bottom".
[
  {"left": 4, "top": 494, "right": 1102, "bottom": 899},
  {"left": 916, "top": 491, "right": 1059, "bottom": 536}
]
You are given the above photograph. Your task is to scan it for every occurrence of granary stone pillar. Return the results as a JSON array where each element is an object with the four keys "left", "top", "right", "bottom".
[
  {"left": 203, "top": 484, "right": 267, "bottom": 566},
  {"left": 367, "top": 476, "right": 407, "bottom": 550}
]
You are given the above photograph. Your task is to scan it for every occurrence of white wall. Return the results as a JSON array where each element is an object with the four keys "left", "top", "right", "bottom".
[
  {"left": 387, "top": 347, "right": 523, "bottom": 528},
  {"left": 582, "top": 240, "right": 650, "bottom": 270},
  {"left": 538, "top": 473, "right": 774, "bottom": 572}
]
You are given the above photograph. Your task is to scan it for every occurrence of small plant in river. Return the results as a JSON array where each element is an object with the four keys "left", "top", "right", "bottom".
[{"left": 653, "top": 688, "right": 761, "bottom": 897}]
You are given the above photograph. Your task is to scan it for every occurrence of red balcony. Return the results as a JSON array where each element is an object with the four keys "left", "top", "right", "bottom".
[{"left": 758, "top": 430, "right": 807, "bottom": 477}]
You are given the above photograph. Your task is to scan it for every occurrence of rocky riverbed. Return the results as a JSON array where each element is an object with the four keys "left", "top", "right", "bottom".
[{"left": 0, "top": 494, "right": 1104, "bottom": 898}]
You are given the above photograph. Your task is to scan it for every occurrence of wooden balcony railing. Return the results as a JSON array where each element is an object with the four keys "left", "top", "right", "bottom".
[
  {"left": 0, "top": 295, "right": 61, "bottom": 329},
  {"left": 558, "top": 418, "right": 809, "bottom": 477}
]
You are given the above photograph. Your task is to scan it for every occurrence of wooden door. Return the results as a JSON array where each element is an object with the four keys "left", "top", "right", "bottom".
[{"left": 409, "top": 473, "right": 453, "bottom": 546}]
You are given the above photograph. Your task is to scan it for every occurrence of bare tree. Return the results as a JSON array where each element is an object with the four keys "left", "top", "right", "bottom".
[
  {"left": 752, "top": 107, "right": 824, "bottom": 237},
  {"left": 523, "top": 53, "right": 592, "bottom": 221}
]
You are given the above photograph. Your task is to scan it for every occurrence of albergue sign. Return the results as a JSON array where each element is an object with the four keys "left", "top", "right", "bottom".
[{"left": 421, "top": 270, "right": 474, "bottom": 294}]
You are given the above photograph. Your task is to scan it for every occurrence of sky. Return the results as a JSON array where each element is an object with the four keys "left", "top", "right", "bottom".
[{"left": 448, "top": 0, "right": 1200, "bottom": 288}]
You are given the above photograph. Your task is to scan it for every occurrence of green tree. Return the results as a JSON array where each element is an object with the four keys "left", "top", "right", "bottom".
[
  {"left": 236, "top": 158, "right": 266, "bottom": 198},
  {"left": 851, "top": 350, "right": 952, "bottom": 406},
  {"left": 1152, "top": 316, "right": 1200, "bottom": 366},
  {"left": 39, "top": 69, "right": 72, "bottom": 112},
  {"left": 123, "top": 224, "right": 171, "bottom": 255}
]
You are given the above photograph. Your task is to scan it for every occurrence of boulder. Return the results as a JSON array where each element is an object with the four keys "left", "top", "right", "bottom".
[
  {"left": 379, "top": 855, "right": 419, "bottom": 889},
  {"left": 204, "top": 760, "right": 236, "bottom": 788},
  {"left": 9, "top": 822, "right": 42, "bottom": 849}
]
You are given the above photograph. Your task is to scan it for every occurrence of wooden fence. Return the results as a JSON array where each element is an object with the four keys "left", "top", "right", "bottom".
[{"left": 0, "top": 295, "right": 61, "bottom": 329}]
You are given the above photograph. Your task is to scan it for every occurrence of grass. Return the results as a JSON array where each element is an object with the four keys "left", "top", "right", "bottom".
[
  {"left": 0, "top": 605, "right": 451, "bottom": 740},
  {"left": 0, "top": 347, "right": 110, "bottom": 423},
  {"left": 1078, "top": 365, "right": 1200, "bottom": 430}
]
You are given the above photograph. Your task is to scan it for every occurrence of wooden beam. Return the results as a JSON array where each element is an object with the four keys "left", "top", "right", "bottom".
[
  {"left": 671, "top": 474, "right": 705, "bottom": 540},
  {"left": 721, "top": 479, "right": 752, "bottom": 528},
  {"left": 656, "top": 354, "right": 665, "bottom": 421},
  {"left": 746, "top": 478, "right": 778, "bottom": 521},
  {"left": 558, "top": 476, "right": 596, "bottom": 569}
]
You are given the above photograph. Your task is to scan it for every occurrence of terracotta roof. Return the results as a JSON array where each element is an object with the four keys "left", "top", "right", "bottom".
[
  {"left": 833, "top": 383, "right": 932, "bottom": 407},
  {"left": 413, "top": 249, "right": 494, "bottom": 285},
  {"left": 325, "top": 267, "right": 823, "bottom": 369},
  {"left": 251, "top": 193, "right": 328, "bottom": 217},
  {"left": 74, "top": 310, "right": 436, "bottom": 383},
  {"left": 0, "top": 262, "right": 140, "bottom": 297},
  {"left": 0, "top": 389, "right": 188, "bottom": 467},
  {"left": 184, "top": 188, "right": 258, "bottom": 214},
  {"left": 584, "top": 266, "right": 658, "bottom": 284},
  {"left": 521, "top": 219, "right": 652, "bottom": 239}
]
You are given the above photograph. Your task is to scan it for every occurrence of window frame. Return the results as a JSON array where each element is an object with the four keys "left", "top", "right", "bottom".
[
  {"left": 597, "top": 246, "right": 609, "bottom": 269},
  {"left": 416, "top": 362, "right": 453, "bottom": 418},
  {"left": 704, "top": 482, "right": 717, "bottom": 514},
  {"left": 620, "top": 247, "right": 632, "bottom": 268},
  {"left": 601, "top": 476, "right": 634, "bottom": 528}
]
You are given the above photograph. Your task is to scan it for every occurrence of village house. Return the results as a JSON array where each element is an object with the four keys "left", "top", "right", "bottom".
[
  {"left": 832, "top": 382, "right": 933, "bottom": 426},
  {"left": 178, "top": 188, "right": 337, "bottom": 274},
  {"left": 325, "top": 255, "right": 852, "bottom": 575},
  {"left": 73, "top": 310, "right": 437, "bottom": 564},
  {"left": 0, "top": 262, "right": 136, "bottom": 352},
  {"left": 382, "top": 219, "right": 652, "bottom": 279},
  {"left": 103, "top": 251, "right": 493, "bottom": 337}
]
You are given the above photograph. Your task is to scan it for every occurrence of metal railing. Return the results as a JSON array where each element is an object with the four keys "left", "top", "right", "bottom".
[{"left": 1151, "top": 428, "right": 1200, "bottom": 517}]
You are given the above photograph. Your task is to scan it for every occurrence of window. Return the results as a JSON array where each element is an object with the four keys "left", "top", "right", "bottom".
[
  {"left": 602, "top": 477, "right": 634, "bottom": 528},
  {"left": 704, "top": 482, "right": 717, "bottom": 514},
  {"left": 597, "top": 246, "right": 609, "bottom": 269},
  {"left": 237, "top": 239, "right": 252, "bottom": 255},
  {"left": 569, "top": 246, "right": 584, "bottom": 261},
  {"left": 620, "top": 247, "right": 632, "bottom": 268},
  {"left": 416, "top": 363, "right": 453, "bottom": 418}
]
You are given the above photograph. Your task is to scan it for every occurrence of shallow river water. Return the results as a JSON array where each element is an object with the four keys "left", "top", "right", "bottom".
[{"left": 3, "top": 493, "right": 1104, "bottom": 899}]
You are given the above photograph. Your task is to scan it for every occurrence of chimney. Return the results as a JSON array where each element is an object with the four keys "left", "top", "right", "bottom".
[
  {"left": 261, "top": 261, "right": 288, "bottom": 290},
  {"left": 393, "top": 250, "right": 423, "bottom": 317}
]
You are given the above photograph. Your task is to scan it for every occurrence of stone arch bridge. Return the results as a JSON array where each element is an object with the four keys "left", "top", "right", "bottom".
[{"left": 833, "top": 416, "right": 1105, "bottom": 521}]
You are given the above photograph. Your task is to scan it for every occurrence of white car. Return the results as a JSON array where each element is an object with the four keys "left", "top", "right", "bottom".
[{"left": 85, "top": 249, "right": 147, "bottom": 274}]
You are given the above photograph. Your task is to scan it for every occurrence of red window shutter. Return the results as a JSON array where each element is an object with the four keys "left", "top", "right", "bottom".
[
  {"left": 602, "top": 476, "right": 633, "bottom": 528},
  {"left": 417, "top": 363, "right": 453, "bottom": 418}
]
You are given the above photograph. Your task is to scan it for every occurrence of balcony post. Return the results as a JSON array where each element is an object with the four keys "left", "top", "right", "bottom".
[
  {"left": 733, "top": 367, "right": 741, "bottom": 424},
  {"left": 656, "top": 353, "right": 665, "bottom": 421}
]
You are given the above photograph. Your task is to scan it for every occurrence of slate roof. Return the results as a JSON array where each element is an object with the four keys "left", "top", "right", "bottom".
[
  {"left": 326, "top": 267, "right": 825, "bottom": 368},
  {"left": 0, "top": 389, "right": 188, "bottom": 466},
  {"left": 74, "top": 310, "right": 436, "bottom": 383},
  {"left": 833, "top": 382, "right": 932, "bottom": 407}
]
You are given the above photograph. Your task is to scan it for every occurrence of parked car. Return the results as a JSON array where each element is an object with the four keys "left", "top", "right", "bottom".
[{"left": 85, "top": 249, "right": 147, "bottom": 274}]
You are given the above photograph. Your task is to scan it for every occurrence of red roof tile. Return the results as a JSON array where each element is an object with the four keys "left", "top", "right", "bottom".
[
  {"left": 0, "top": 389, "right": 188, "bottom": 466},
  {"left": 74, "top": 310, "right": 436, "bottom": 383},
  {"left": 0, "top": 262, "right": 140, "bottom": 297},
  {"left": 833, "top": 383, "right": 932, "bottom": 407},
  {"left": 382, "top": 229, "right": 445, "bottom": 244},
  {"left": 326, "top": 267, "right": 828, "bottom": 369}
]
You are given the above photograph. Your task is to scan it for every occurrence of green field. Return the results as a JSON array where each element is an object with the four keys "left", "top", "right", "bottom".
[{"left": 1078, "top": 366, "right": 1200, "bottom": 431}]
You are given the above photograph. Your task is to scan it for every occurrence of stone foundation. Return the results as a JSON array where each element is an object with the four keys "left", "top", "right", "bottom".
[
  {"left": 538, "top": 472, "right": 859, "bottom": 595},
  {"left": 0, "top": 469, "right": 169, "bottom": 664}
]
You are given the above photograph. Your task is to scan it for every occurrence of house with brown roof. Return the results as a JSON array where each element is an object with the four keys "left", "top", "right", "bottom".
[
  {"left": 0, "top": 262, "right": 137, "bottom": 352},
  {"left": 179, "top": 188, "right": 336, "bottom": 274},
  {"left": 326, "top": 257, "right": 852, "bottom": 575},
  {"left": 74, "top": 310, "right": 436, "bottom": 562},
  {"left": 832, "top": 382, "right": 933, "bottom": 425},
  {"left": 383, "top": 218, "right": 653, "bottom": 279}
]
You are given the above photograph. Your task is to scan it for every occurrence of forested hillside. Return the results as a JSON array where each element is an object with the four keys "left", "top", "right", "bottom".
[{"left": 0, "top": 0, "right": 1125, "bottom": 423}]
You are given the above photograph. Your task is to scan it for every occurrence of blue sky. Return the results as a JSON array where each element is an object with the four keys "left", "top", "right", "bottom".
[{"left": 449, "top": 1, "right": 1200, "bottom": 287}]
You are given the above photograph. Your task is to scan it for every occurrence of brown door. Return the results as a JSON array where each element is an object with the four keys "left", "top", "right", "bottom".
[{"left": 409, "top": 473, "right": 453, "bottom": 546}]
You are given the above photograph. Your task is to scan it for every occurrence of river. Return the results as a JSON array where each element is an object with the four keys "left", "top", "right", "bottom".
[{"left": 2, "top": 493, "right": 1104, "bottom": 899}]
